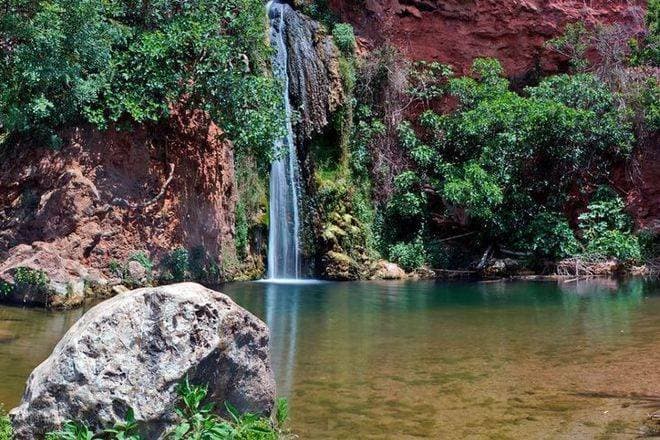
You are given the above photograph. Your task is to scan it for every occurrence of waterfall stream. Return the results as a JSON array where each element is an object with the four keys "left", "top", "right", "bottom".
[{"left": 267, "top": 1, "right": 302, "bottom": 280}]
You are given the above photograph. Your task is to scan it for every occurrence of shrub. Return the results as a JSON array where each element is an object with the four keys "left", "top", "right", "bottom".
[
  {"left": 162, "top": 248, "right": 190, "bottom": 282},
  {"left": 585, "top": 230, "right": 642, "bottom": 262},
  {"left": 14, "top": 267, "right": 49, "bottom": 290},
  {"left": 129, "top": 252, "right": 153, "bottom": 273},
  {"left": 388, "top": 239, "right": 426, "bottom": 271},
  {"left": 384, "top": 59, "right": 635, "bottom": 257},
  {"left": 578, "top": 187, "right": 642, "bottom": 262},
  {"left": 332, "top": 23, "right": 356, "bottom": 55},
  {"left": 527, "top": 213, "right": 580, "bottom": 259},
  {"left": 0, "top": 405, "right": 12, "bottom": 440}
]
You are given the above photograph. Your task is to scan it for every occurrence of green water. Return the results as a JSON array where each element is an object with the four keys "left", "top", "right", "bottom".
[{"left": 1, "top": 279, "right": 659, "bottom": 439}]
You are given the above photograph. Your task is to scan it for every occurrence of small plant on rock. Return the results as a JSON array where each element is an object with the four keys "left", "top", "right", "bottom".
[{"left": 332, "top": 23, "right": 356, "bottom": 55}]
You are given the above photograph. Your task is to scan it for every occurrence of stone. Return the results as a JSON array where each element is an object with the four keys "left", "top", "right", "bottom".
[
  {"left": 373, "top": 260, "right": 407, "bottom": 280},
  {"left": 0, "top": 242, "right": 108, "bottom": 307},
  {"left": 126, "top": 260, "right": 148, "bottom": 282},
  {"left": 322, "top": 250, "right": 360, "bottom": 280},
  {"left": 10, "top": 283, "right": 276, "bottom": 439},
  {"left": 111, "top": 284, "right": 130, "bottom": 295}
]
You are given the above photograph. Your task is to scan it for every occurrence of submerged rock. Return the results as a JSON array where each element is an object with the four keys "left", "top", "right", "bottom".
[{"left": 10, "top": 283, "right": 276, "bottom": 439}]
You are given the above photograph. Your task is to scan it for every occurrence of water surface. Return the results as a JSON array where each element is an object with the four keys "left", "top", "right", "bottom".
[{"left": 1, "top": 279, "right": 658, "bottom": 439}]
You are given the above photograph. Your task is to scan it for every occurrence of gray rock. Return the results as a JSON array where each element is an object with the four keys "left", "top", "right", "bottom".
[
  {"left": 127, "top": 260, "right": 148, "bottom": 283},
  {"left": 10, "top": 283, "right": 276, "bottom": 439}
]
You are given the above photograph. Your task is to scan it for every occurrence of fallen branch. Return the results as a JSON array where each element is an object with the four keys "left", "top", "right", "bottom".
[{"left": 436, "top": 231, "right": 476, "bottom": 243}]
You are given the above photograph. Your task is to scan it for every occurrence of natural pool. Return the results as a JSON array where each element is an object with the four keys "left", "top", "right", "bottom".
[{"left": 1, "top": 279, "right": 659, "bottom": 439}]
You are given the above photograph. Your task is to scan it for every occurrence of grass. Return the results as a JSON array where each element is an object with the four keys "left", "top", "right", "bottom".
[{"left": 0, "top": 404, "right": 12, "bottom": 440}]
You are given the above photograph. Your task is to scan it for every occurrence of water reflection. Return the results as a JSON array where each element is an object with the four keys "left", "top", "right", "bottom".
[{"left": 1, "top": 279, "right": 658, "bottom": 438}]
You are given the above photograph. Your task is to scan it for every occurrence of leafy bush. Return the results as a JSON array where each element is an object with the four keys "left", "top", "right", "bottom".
[
  {"left": 388, "top": 239, "right": 426, "bottom": 271},
  {"left": 0, "top": 0, "right": 283, "bottom": 159},
  {"left": 332, "top": 23, "right": 356, "bottom": 55},
  {"left": 129, "top": 252, "right": 153, "bottom": 273},
  {"left": 162, "top": 248, "right": 190, "bottom": 282},
  {"left": 387, "top": 172, "right": 426, "bottom": 222},
  {"left": 0, "top": 405, "right": 12, "bottom": 440},
  {"left": 578, "top": 188, "right": 642, "bottom": 262},
  {"left": 441, "top": 162, "right": 503, "bottom": 221},
  {"left": 386, "top": 59, "right": 635, "bottom": 257},
  {"left": 45, "top": 378, "right": 288, "bottom": 439},
  {"left": 527, "top": 213, "right": 580, "bottom": 259}
]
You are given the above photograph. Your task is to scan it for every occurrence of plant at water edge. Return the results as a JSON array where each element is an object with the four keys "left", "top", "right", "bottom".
[
  {"left": 45, "top": 377, "right": 289, "bottom": 439},
  {"left": 170, "top": 376, "right": 287, "bottom": 440},
  {"left": 0, "top": 405, "right": 12, "bottom": 440}
]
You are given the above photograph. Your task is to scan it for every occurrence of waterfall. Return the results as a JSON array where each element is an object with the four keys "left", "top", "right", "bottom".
[{"left": 267, "top": 1, "right": 302, "bottom": 280}]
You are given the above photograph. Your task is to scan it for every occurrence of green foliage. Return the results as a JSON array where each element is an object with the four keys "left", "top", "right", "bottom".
[
  {"left": 387, "top": 172, "right": 426, "bottom": 221},
  {"left": 235, "top": 201, "right": 249, "bottom": 261},
  {"left": 188, "top": 246, "right": 220, "bottom": 283},
  {"left": 162, "top": 248, "right": 190, "bottom": 282},
  {"left": 630, "top": 0, "right": 659, "bottom": 66},
  {"left": 0, "top": 0, "right": 283, "bottom": 159},
  {"left": 13, "top": 267, "right": 49, "bottom": 291},
  {"left": 0, "top": 405, "right": 12, "bottom": 440},
  {"left": 332, "top": 23, "right": 356, "bottom": 55},
  {"left": 526, "top": 213, "right": 580, "bottom": 259},
  {"left": 408, "top": 61, "right": 453, "bottom": 102},
  {"left": 45, "top": 378, "right": 288, "bottom": 440},
  {"left": 388, "top": 239, "right": 426, "bottom": 271},
  {"left": 578, "top": 188, "right": 641, "bottom": 262},
  {"left": 46, "top": 421, "right": 95, "bottom": 440},
  {"left": 380, "top": 58, "right": 637, "bottom": 265},
  {"left": 170, "top": 377, "right": 286, "bottom": 440},
  {"left": 442, "top": 162, "right": 503, "bottom": 221},
  {"left": 129, "top": 252, "right": 153, "bottom": 273},
  {"left": 545, "top": 22, "right": 590, "bottom": 71}
]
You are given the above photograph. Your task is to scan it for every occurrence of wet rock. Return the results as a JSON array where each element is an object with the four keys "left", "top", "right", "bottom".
[
  {"left": 276, "top": 4, "right": 344, "bottom": 141},
  {"left": 323, "top": 250, "right": 360, "bottom": 280},
  {"left": 372, "top": 260, "right": 407, "bottom": 280},
  {"left": 10, "top": 283, "right": 276, "bottom": 439}
]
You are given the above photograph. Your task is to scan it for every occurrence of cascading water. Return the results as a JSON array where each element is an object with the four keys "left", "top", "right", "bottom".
[{"left": 267, "top": 1, "right": 302, "bottom": 280}]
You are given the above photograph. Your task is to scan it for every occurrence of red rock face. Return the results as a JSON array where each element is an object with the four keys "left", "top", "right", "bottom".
[
  {"left": 329, "top": 0, "right": 646, "bottom": 76},
  {"left": 0, "top": 108, "right": 237, "bottom": 293},
  {"left": 614, "top": 135, "right": 660, "bottom": 233}
]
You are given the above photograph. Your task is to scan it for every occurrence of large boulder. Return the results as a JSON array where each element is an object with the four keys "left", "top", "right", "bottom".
[{"left": 10, "top": 283, "right": 276, "bottom": 439}]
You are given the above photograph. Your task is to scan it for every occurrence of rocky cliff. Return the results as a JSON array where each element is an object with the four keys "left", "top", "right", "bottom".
[
  {"left": 0, "top": 108, "right": 236, "bottom": 306},
  {"left": 329, "top": 0, "right": 646, "bottom": 77}
]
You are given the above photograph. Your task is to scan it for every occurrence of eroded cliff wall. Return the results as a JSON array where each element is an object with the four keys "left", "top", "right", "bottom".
[
  {"left": 329, "top": 0, "right": 646, "bottom": 77},
  {"left": 0, "top": 108, "right": 236, "bottom": 304}
]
